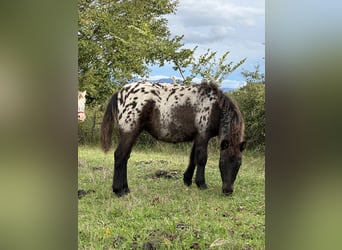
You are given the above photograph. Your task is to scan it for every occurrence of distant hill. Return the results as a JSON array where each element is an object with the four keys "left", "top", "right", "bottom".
[
  {"left": 221, "top": 87, "right": 236, "bottom": 92},
  {"left": 149, "top": 78, "right": 175, "bottom": 84}
]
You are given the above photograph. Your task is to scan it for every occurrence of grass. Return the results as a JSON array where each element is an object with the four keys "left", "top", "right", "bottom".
[{"left": 78, "top": 144, "right": 265, "bottom": 249}]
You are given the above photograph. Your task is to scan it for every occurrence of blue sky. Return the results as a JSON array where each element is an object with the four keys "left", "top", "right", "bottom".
[{"left": 147, "top": 0, "right": 265, "bottom": 89}]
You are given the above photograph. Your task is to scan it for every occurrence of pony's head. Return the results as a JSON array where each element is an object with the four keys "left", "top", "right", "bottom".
[
  {"left": 218, "top": 93, "right": 246, "bottom": 195},
  {"left": 78, "top": 90, "right": 86, "bottom": 122},
  {"left": 219, "top": 139, "right": 246, "bottom": 195}
]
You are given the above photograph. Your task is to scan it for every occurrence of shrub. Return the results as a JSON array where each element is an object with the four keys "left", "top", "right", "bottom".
[
  {"left": 78, "top": 107, "right": 104, "bottom": 145},
  {"left": 230, "top": 83, "right": 265, "bottom": 151}
]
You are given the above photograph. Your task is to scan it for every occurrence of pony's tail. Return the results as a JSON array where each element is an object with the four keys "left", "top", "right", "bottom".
[{"left": 100, "top": 93, "right": 118, "bottom": 152}]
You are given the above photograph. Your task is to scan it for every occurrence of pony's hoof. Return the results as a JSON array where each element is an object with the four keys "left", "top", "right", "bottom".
[
  {"left": 123, "top": 187, "right": 130, "bottom": 194},
  {"left": 196, "top": 183, "right": 208, "bottom": 190},
  {"left": 183, "top": 176, "right": 192, "bottom": 186},
  {"left": 113, "top": 187, "right": 130, "bottom": 197}
]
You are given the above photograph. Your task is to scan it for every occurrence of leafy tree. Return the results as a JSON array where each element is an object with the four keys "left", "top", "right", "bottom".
[
  {"left": 78, "top": 0, "right": 193, "bottom": 105},
  {"left": 173, "top": 48, "right": 246, "bottom": 85},
  {"left": 241, "top": 65, "right": 265, "bottom": 84}
]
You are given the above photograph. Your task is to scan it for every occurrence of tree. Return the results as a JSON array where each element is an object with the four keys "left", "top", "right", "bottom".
[
  {"left": 78, "top": 0, "right": 193, "bottom": 105},
  {"left": 173, "top": 48, "right": 246, "bottom": 85},
  {"left": 241, "top": 65, "right": 265, "bottom": 84}
]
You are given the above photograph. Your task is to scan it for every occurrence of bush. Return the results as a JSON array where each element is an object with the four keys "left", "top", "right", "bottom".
[
  {"left": 78, "top": 107, "right": 104, "bottom": 145},
  {"left": 230, "top": 83, "right": 265, "bottom": 151}
]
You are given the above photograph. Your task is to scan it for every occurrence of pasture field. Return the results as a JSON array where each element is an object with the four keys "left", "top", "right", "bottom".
[{"left": 78, "top": 144, "right": 264, "bottom": 249}]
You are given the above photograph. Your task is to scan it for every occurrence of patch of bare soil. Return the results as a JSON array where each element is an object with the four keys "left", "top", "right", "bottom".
[
  {"left": 146, "top": 169, "right": 182, "bottom": 179},
  {"left": 78, "top": 189, "right": 95, "bottom": 199}
]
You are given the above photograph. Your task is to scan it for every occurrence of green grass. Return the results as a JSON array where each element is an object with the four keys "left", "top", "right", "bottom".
[{"left": 78, "top": 144, "right": 265, "bottom": 249}]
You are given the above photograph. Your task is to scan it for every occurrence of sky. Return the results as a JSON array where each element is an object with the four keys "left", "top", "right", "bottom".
[{"left": 148, "top": 0, "right": 265, "bottom": 89}]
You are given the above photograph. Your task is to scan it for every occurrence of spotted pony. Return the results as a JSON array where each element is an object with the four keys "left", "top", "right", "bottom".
[{"left": 100, "top": 81, "right": 246, "bottom": 197}]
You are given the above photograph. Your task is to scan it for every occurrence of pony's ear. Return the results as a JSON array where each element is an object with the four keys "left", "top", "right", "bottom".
[
  {"left": 240, "top": 141, "right": 247, "bottom": 152},
  {"left": 220, "top": 139, "right": 229, "bottom": 150},
  {"left": 83, "top": 90, "right": 87, "bottom": 96}
]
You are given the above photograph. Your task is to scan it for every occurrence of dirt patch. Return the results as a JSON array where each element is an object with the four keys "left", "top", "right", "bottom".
[
  {"left": 78, "top": 160, "right": 87, "bottom": 168},
  {"left": 176, "top": 222, "right": 190, "bottom": 230},
  {"left": 142, "top": 242, "right": 156, "bottom": 250},
  {"left": 135, "top": 160, "right": 169, "bottom": 165},
  {"left": 141, "top": 229, "right": 177, "bottom": 249},
  {"left": 92, "top": 166, "right": 104, "bottom": 171},
  {"left": 78, "top": 189, "right": 95, "bottom": 199},
  {"left": 190, "top": 242, "right": 201, "bottom": 249},
  {"left": 112, "top": 235, "right": 125, "bottom": 248},
  {"left": 146, "top": 169, "right": 182, "bottom": 179}
]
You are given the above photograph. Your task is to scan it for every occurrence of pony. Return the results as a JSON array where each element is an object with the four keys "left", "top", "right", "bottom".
[
  {"left": 78, "top": 90, "right": 87, "bottom": 122},
  {"left": 100, "top": 81, "right": 246, "bottom": 197}
]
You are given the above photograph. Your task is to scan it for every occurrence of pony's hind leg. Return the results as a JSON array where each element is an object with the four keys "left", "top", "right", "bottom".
[
  {"left": 113, "top": 132, "right": 137, "bottom": 197},
  {"left": 183, "top": 142, "right": 196, "bottom": 186}
]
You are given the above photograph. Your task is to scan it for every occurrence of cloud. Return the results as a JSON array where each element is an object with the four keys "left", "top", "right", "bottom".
[
  {"left": 171, "top": 0, "right": 264, "bottom": 27},
  {"left": 145, "top": 75, "right": 173, "bottom": 81},
  {"left": 147, "top": 1, "right": 264, "bottom": 83},
  {"left": 167, "top": 0, "right": 265, "bottom": 67}
]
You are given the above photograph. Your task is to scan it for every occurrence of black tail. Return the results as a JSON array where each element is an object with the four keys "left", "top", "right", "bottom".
[{"left": 100, "top": 93, "right": 118, "bottom": 152}]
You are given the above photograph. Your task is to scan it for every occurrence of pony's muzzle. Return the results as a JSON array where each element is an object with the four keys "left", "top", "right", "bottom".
[
  {"left": 78, "top": 112, "right": 86, "bottom": 122},
  {"left": 222, "top": 184, "right": 234, "bottom": 196}
]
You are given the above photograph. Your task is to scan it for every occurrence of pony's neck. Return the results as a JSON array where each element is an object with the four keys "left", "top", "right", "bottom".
[{"left": 219, "top": 107, "right": 231, "bottom": 142}]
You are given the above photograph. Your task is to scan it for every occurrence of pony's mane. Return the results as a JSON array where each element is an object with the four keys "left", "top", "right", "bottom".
[{"left": 216, "top": 87, "right": 244, "bottom": 155}]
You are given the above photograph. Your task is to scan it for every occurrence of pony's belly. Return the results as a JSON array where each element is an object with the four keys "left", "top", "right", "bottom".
[{"left": 155, "top": 125, "right": 196, "bottom": 142}]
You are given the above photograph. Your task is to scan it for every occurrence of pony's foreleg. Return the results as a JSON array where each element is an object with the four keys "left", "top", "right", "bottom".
[
  {"left": 194, "top": 139, "right": 209, "bottom": 190},
  {"left": 183, "top": 142, "right": 196, "bottom": 186},
  {"left": 113, "top": 137, "right": 135, "bottom": 197}
]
